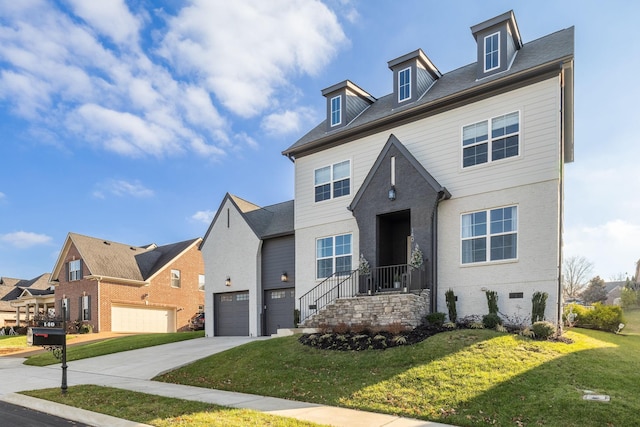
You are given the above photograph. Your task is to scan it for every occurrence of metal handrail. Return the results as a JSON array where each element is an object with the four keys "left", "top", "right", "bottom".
[{"left": 298, "top": 270, "right": 358, "bottom": 324}]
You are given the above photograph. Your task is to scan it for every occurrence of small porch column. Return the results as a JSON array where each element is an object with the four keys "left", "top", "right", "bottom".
[{"left": 15, "top": 306, "right": 20, "bottom": 327}]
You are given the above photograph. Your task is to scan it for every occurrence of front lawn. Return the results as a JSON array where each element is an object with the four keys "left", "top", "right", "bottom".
[
  {"left": 23, "top": 385, "right": 326, "bottom": 427},
  {"left": 24, "top": 331, "right": 204, "bottom": 366},
  {"left": 156, "top": 328, "right": 640, "bottom": 426}
]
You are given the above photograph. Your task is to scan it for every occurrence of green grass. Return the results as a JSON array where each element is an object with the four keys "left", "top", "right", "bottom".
[
  {"left": 23, "top": 331, "right": 204, "bottom": 366},
  {"left": 0, "top": 335, "right": 30, "bottom": 352},
  {"left": 156, "top": 328, "right": 640, "bottom": 426},
  {"left": 621, "top": 308, "right": 640, "bottom": 335},
  {"left": 22, "top": 385, "right": 325, "bottom": 427}
]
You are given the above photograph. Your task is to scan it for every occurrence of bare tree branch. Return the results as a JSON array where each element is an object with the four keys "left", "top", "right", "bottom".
[{"left": 563, "top": 255, "right": 594, "bottom": 299}]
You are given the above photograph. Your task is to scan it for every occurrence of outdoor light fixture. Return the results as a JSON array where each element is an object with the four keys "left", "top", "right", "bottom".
[
  {"left": 281, "top": 272, "right": 288, "bottom": 282},
  {"left": 225, "top": 276, "right": 231, "bottom": 287},
  {"left": 388, "top": 186, "right": 396, "bottom": 201}
]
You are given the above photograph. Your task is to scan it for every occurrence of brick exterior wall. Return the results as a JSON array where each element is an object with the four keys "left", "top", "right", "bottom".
[
  {"left": 302, "top": 290, "right": 430, "bottom": 329},
  {"left": 54, "top": 242, "right": 204, "bottom": 332}
]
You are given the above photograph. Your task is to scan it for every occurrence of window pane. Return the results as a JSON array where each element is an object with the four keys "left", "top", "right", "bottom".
[
  {"left": 315, "top": 183, "right": 331, "bottom": 202},
  {"left": 333, "top": 160, "right": 350, "bottom": 180},
  {"left": 490, "top": 234, "right": 517, "bottom": 260},
  {"left": 399, "top": 68, "right": 411, "bottom": 100},
  {"left": 316, "top": 237, "right": 333, "bottom": 258},
  {"left": 333, "top": 178, "right": 350, "bottom": 198},
  {"left": 490, "top": 207, "right": 517, "bottom": 234},
  {"left": 314, "top": 166, "right": 330, "bottom": 185},
  {"left": 463, "top": 121, "right": 488, "bottom": 146},
  {"left": 335, "top": 234, "right": 351, "bottom": 256},
  {"left": 492, "top": 112, "right": 519, "bottom": 138},
  {"left": 462, "top": 211, "right": 486, "bottom": 238},
  {"left": 492, "top": 135, "right": 519, "bottom": 160},
  {"left": 331, "top": 96, "right": 341, "bottom": 126},
  {"left": 462, "top": 238, "right": 486, "bottom": 263},
  {"left": 335, "top": 255, "right": 352, "bottom": 273},
  {"left": 317, "top": 259, "right": 333, "bottom": 278},
  {"left": 463, "top": 143, "right": 488, "bottom": 167}
]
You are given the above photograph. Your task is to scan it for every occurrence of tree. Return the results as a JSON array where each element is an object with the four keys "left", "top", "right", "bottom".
[
  {"left": 582, "top": 276, "right": 607, "bottom": 305},
  {"left": 562, "top": 255, "right": 594, "bottom": 299}
]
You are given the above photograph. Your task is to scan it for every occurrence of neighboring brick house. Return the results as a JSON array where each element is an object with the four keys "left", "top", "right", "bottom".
[
  {"left": 50, "top": 232, "right": 204, "bottom": 333},
  {"left": 200, "top": 194, "right": 294, "bottom": 337},
  {"left": 0, "top": 274, "right": 53, "bottom": 327}
]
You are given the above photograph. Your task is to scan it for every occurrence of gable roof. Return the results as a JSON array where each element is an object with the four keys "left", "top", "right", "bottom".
[
  {"left": 283, "top": 26, "right": 574, "bottom": 159},
  {"left": 51, "top": 233, "right": 200, "bottom": 284},
  {"left": 0, "top": 273, "right": 51, "bottom": 311},
  {"left": 348, "top": 134, "right": 450, "bottom": 212},
  {"left": 201, "top": 193, "right": 294, "bottom": 248}
]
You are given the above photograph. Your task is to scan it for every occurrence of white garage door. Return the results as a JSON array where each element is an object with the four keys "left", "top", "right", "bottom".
[{"left": 111, "top": 305, "right": 175, "bottom": 333}]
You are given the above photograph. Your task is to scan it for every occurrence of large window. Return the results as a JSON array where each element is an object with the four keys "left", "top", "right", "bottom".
[
  {"left": 398, "top": 67, "right": 411, "bottom": 102},
  {"left": 314, "top": 160, "right": 350, "bottom": 202},
  {"left": 171, "top": 269, "right": 181, "bottom": 288},
  {"left": 463, "top": 112, "right": 519, "bottom": 167},
  {"left": 462, "top": 206, "right": 517, "bottom": 264},
  {"left": 484, "top": 32, "right": 500, "bottom": 72},
  {"left": 81, "top": 295, "right": 91, "bottom": 321},
  {"left": 316, "top": 234, "right": 352, "bottom": 279},
  {"left": 68, "top": 260, "right": 81, "bottom": 281},
  {"left": 330, "top": 95, "right": 341, "bottom": 127}
]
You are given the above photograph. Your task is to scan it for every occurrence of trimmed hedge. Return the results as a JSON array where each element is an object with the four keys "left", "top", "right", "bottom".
[{"left": 564, "top": 303, "right": 624, "bottom": 332}]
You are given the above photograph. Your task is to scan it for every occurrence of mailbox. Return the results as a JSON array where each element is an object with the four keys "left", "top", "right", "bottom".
[{"left": 30, "top": 327, "right": 66, "bottom": 346}]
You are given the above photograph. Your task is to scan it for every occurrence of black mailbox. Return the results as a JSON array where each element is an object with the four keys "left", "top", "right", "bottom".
[{"left": 30, "top": 327, "right": 66, "bottom": 346}]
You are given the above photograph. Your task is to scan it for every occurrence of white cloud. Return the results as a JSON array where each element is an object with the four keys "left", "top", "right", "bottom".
[
  {"left": 159, "top": 0, "right": 346, "bottom": 118},
  {"left": 192, "top": 210, "right": 214, "bottom": 224},
  {"left": 1, "top": 231, "right": 52, "bottom": 248},
  {"left": 261, "top": 108, "right": 316, "bottom": 136},
  {"left": 564, "top": 219, "right": 640, "bottom": 280},
  {"left": 93, "top": 179, "right": 154, "bottom": 199},
  {"left": 66, "top": 0, "right": 142, "bottom": 45}
]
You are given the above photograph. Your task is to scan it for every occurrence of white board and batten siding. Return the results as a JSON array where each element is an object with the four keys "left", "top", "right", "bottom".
[
  {"left": 200, "top": 197, "right": 262, "bottom": 337},
  {"left": 294, "top": 76, "right": 563, "bottom": 319}
]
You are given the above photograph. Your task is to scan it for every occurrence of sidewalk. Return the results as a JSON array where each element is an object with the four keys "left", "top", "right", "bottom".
[{"left": 0, "top": 336, "right": 454, "bottom": 427}]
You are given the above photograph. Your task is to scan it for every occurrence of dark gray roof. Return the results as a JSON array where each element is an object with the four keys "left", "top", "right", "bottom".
[
  {"left": 0, "top": 273, "right": 51, "bottom": 311},
  {"left": 283, "top": 26, "right": 574, "bottom": 157},
  {"left": 243, "top": 200, "right": 294, "bottom": 239},
  {"left": 136, "top": 238, "right": 202, "bottom": 279}
]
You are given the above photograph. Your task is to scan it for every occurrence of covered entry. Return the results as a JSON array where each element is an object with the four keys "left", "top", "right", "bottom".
[
  {"left": 264, "top": 288, "right": 295, "bottom": 335},
  {"left": 214, "top": 291, "right": 249, "bottom": 336},
  {"left": 111, "top": 305, "right": 175, "bottom": 333}
]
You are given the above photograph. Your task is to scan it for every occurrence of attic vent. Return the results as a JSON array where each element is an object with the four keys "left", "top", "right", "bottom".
[
  {"left": 103, "top": 241, "right": 111, "bottom": 245},
  {"left": 130, "top": 246, "right": 137, "bottom": 251}
]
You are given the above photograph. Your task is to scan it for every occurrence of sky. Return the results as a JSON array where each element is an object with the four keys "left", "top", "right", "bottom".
[{"left": 1, "top": 0, "right": 639, "bottom": 282}]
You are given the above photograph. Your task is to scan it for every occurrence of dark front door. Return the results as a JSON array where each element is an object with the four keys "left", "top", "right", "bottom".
[{"left": 377, "top": 210, "right": 411, "bottom": 266}]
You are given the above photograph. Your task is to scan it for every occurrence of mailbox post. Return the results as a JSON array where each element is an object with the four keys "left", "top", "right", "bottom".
[{"left": 28, "top": 304, "right": 68, "bottom": 394}]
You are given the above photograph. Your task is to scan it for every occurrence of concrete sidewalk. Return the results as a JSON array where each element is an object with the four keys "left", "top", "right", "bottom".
[{"left": 0, "top": 336, "right": 454, "bottom": 427}]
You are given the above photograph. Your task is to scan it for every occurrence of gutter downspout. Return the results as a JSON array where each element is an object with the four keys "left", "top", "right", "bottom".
[{"left": 431, "top": 189, "right": 450, "bottom": 314}]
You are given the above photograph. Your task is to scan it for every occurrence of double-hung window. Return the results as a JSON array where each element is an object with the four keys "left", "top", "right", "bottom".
[
  {"left": 68, "top": 260, "right": 81, "bottom": 281},
  {"left": 171, "top": 269, "right": 181, "bottom": 288},
  {"left": 314, "top": 160, "right": 350, "bottom": 202},
  {"left": 461, "top": 206, "right": 517, "bottom": 264},
  {"left": 81, "top": 295, "right": 90, "bottom": 321},
  {"left": 484, "top": 32, "right": 500, "bottom": 72},
  {"left": 316, "top": 234, "right": 352, "bottom": 279},
  {"left": 462, "top": 111, "right": 519, "bottom": 167},
  {"left": 330, "top": 95, "right": 341, "bottom": 127},
  {"left": 398, "top": 67, "right": 411, "bottom": 102}
]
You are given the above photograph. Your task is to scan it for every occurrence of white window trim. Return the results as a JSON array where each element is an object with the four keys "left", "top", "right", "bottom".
[
  {"left": 171, "top": 269, "right": 181, "bottom": 288},
  {"left": 461, "top": 111, "right": 521, "bottom": 169},
  {"left": 330, "top": 95, "right": 342, "bottom": 127},
  {"left": 460, "top": 205, "right": 518, "bottom": 265},
  {"left": 398, "top": 67, "right": 412, "bottom": 102},
  {"left": 315, "top": 233, "right": 353, "bottom": 280},
  {"left": 313, "top": 159, "right": 351, "bottom": 203},
  {"left": 81, "top": 295, "right": 90, "bottom": 321},
  {"left": 69, "top": 259, "right": 81, "bottom": 281},
  {"left": 198, "top": 274, "right": 205, "bottom": 291},
  {"left": 484, "top": 31, "right": 501, "bottom": 73}
]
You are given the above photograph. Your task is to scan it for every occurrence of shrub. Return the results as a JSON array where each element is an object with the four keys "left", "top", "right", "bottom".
[
  {"left": 485, "top": 290, "right": 499, "bottom": 315},
  {"left": 445, "top": 289, "right": 457, "bottom": 323},
  {"left": 482, "top": 313, "right": 502, "bottom": 329},
  {"left": 332, "top": 322, "right": 350, "bottom": 334},
  {"left": 621, "top": 288, "right": 638, "bottom": 308},
  {"left": 531, "top": 291, "right": 548, "bottom": 323},
  {"left": 531, "top": 321, "right": 556, "bottom": 339},
  {"left": 78, "top": 323, "right": 93, "bottom": 334},
  {"left": 425, "top": 312, "right": 446, "bottom": 327},
  {"left": 564, "top": 303, "right": 624, "bottom": 332}
]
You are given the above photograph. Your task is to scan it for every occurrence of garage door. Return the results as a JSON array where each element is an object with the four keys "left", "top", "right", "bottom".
[
  {"left": 265, "top": 288, "right": 295, "bottom": 336},
  {"left": 111, "top": 305, "right": 175, "bottom": 333},
  {"left": 214, "top": 291, "right": 249, "bottom": 336}
]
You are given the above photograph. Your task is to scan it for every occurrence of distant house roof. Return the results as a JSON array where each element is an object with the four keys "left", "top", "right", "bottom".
[
  {"left": 51, "top": 233, "right": 201, "bottom": 284},
  {"left": 283, "top": 26, "right": 574, "bottom": 159},
  {"left": 0, "top": 273, "right": 51, "bottom": 311}
]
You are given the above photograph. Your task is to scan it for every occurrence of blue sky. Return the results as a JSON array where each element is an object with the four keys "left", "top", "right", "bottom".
[{"left": 1, "top": 1, "right": 638, "bottom": 282}]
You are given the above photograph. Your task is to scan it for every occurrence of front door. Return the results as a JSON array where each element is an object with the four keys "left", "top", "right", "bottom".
[{"left": 377, "top": 210, "right": 411, "bottom": 267}]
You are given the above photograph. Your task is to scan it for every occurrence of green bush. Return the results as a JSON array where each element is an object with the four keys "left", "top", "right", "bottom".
[
  {"left": 425, "top": 312, "right": 446, "bottom": 327},
  {"left": 445, "top": 289, "right": 457, "bottom": 323},
  {"left": 621, "top": 288, "right": 638, "bottom": 308},
  {"left": 486, "top": 290, "right": 499, "bottom": 315},
  {"left": 564, "top": 303, "right": 624, "bottom": 332},
  {"left": 531, "top": 291, "right": 548, "bottom": 323},
  {"left": 482, "top": 313, "right": 502, "bottom": 329},
  {"left": 531, "top": 321, "right": 556, "bottom": 339}
]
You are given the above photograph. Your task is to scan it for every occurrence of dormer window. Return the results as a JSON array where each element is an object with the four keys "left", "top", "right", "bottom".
[
  {"left": 330, "top": 95, "right": 342, "bottom": 127},
  {"left": 484, "top": 32, "right": 500, "bottom": 72},
  {"left": 398, "top": 67, "right": 411, "bottom": 102}
]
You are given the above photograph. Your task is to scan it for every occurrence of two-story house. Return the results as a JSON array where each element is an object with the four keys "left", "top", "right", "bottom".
[
  {"left": 50, "top": 232, "right": 205, "bottom": 333},
  {"left": 201, "top": 11, "right": 574, "bottom": 335},
  {"left": 283, "top": 10, "right": 574, "bottom": 328}
]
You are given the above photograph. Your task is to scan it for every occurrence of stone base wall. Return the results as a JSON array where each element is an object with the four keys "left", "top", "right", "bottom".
[{"left": 303, "top": 290, "right": 430, "bottom": 329}]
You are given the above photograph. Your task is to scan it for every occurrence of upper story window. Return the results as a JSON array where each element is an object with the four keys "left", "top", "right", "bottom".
[
  {"left": 484, "top": 32, "right": 500, "bottom": 72},
  {"left": 462, "top": 111, "right": 519, "bottom": 168},
  {"left": 330, "top": 95, "right": 342, "bottom": 127},
  {"left": 198, "top": 274, "right": 205, "bottom": 291},
  {"left": 461, "top": 206, "right": 517, "bottom": 264},
  {"left": 68, "top": 259, "right": 81, "bottom": 281},
  {"left": 316, "top": 233, "right": 352, "bottom": 279},
  {"left": 398, "top": 67, "right": 411, "bottom": 102},
  {"left": 314, "top": 160, "right": 350, "bottom": 202},
  {"left": 171, "top": 269, "right": 181, "bottom": 288}
]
